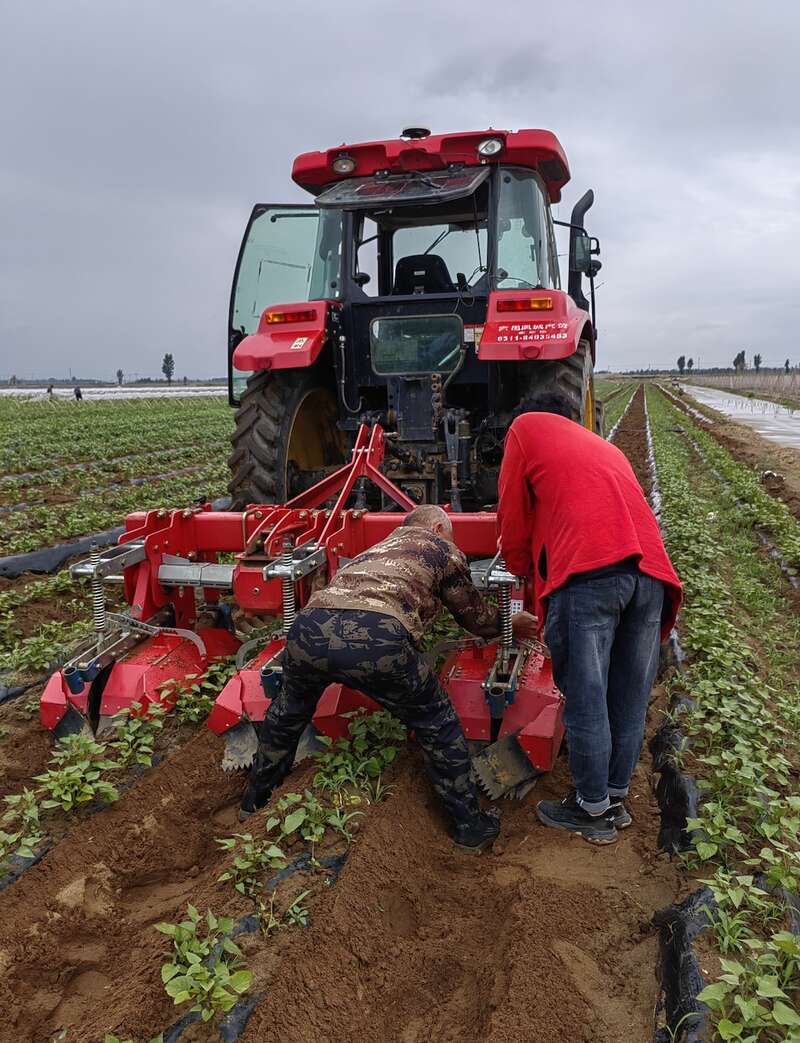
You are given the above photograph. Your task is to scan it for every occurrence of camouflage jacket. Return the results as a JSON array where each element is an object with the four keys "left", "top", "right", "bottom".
[{"left": 307, "top": 526, "right": 500, "bottom": 645}]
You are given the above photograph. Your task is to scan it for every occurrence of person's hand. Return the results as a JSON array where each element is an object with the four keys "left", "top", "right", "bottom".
[{"left": 511, "top": 611, "right": 539, "bottom": 643}]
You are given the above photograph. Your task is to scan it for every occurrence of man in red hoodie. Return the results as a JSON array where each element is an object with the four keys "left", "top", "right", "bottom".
[{"left": 498, "top": 392, "right": 682, "bottom": 844}]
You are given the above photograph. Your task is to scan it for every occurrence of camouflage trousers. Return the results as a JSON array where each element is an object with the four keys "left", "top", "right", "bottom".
[{"left": 245, "top": 608, "right": 481, "bottom": 827}]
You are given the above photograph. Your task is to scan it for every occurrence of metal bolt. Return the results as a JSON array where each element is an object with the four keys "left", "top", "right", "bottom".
[{"left": 253, "top": 586, "right": 260, "bottom": 594}]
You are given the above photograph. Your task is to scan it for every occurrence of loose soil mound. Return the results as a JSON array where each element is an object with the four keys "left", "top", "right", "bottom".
[{"left": 240, "top": 749, "right": 677, "bottom": 1043}]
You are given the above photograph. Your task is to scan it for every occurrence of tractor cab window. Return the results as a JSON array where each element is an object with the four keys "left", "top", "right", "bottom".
[
  {"left": 495, "top": 169, "right": 558, "bottom": 290},
  {"left": 350, "top": 177, "right": 490, "bottom": 298},
  {"left": 391, "top": 221, "right": 488, "bottom": 295}
]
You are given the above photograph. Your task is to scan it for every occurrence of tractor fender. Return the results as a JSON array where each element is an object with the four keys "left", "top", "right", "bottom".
[
  {"left": 232, "top": 300, "right": 331, "bottom": 371},
  {"left": 478, "top": 289, "right": 593, "bottom": 363}
]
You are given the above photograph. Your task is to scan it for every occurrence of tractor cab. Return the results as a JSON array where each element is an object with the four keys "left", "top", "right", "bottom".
[{"left": 228, "top": 128, "right": 601, "bottom": 508}]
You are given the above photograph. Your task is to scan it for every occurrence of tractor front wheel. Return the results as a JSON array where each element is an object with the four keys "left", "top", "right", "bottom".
[{"left": 228, "top": 370, "right": 346, "bottom": 508}]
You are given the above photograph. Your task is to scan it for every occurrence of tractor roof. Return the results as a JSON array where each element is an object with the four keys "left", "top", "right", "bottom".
[{"left": 292, "top": 128, "right": 571, "bottom": 203}]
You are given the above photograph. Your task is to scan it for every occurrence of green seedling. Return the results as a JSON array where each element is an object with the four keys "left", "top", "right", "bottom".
[
  {"left": 34, "top": 734, "right": 119, "bottom": 811},
  {"left": 109, "top": 701, "right": 165, "bottom": 768},
  {"left": 160, "top": 658, "right": 237, "bottom": 725},
  {"left": 266, "top": 790, "right": 363, "bottom": 863},
  {"left": 284, "top": 889, "right": 311, "bottom": 928},
  {"left": 0, "top": 789, "right": 43, "bottom": 875},
  {"left": 216, "top": 833, "right": 287, "bottom": 896},
  {"left": 155, "top": 905, "right": 251, "bottom": 1021}
]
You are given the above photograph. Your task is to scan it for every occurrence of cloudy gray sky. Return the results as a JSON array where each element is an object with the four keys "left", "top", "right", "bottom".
[{"left": 1, "top": 0, "right": 798, "bottom": 379}]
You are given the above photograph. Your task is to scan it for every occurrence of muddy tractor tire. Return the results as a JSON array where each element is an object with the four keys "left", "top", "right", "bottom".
[
  {"left": 228, "top": 369, "right": 347, "bottom": 509},
  {"left": 527, "top": 339, "right": 600, "bottom": 434}
]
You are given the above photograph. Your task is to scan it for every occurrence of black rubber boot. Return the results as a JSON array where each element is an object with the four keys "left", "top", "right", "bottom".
[
  {"left": 536, "top": 791, "right": 618, "bottom": 845},
  {"left": 452, "top": 809, "right": 501, "bottom": 853},
  {"left": 609, "top": 800, "right": 633, "bottom": 829}
]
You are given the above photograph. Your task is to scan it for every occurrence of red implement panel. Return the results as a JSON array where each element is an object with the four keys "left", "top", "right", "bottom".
[
  {"left": 40, "top": 628, "right": 239, "bottom": 733},
  {"left": 207, "top": 636, "right": 378, "bottom": 742},
  {"left": 442, "top": 642, "right": 564, "bottom": 770}
]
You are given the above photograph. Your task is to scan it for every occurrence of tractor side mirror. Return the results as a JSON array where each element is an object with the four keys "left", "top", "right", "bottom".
[{"left": 571, "top": 234, "right": 593, "bottom": 274}]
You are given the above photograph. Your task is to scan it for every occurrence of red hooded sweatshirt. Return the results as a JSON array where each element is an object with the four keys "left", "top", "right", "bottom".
[{"left": 497, "top": 413, "right": 682, "bottom": 640}]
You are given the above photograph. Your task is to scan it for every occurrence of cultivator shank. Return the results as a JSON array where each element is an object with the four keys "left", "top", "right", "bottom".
[{"left": 42, "top": 424, "right": 564, "bottom": 794}]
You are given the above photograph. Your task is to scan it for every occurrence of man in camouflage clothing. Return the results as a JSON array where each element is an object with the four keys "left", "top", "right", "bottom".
[{"left": 241, "top": 505, "right": 537, "bottom": 851}]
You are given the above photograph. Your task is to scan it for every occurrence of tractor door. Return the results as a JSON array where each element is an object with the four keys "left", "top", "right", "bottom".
[{"left": 228, "top": 204, "right": 342, "bottom": 403}]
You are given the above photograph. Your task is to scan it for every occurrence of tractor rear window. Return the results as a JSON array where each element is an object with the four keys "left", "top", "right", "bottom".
[
  {"left": 316, "top": 168, "right": 490, "bottom": 210},
  {"left": 370, "top": 315, "right": 463, "bottom": 375}
]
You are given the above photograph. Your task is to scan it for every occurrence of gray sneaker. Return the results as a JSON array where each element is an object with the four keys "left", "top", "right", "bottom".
[
  {"left": 609, "top": 801, "right": 632, "bottom": 829},
  {"left": 536, "top": 792, "right": 618, "bottom": 845}
]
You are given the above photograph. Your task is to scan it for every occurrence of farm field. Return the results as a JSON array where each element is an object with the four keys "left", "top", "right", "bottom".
[{"left": 0, "top": 386, "right": 799, "bottom": 1043}]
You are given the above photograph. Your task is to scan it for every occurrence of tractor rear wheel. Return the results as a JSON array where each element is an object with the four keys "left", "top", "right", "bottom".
[
  {"left": 228, "top": 370, "right": 346, "bottom": 508},
  {"left": 526, "top": 339, "right": 600, "bottom": 433}
]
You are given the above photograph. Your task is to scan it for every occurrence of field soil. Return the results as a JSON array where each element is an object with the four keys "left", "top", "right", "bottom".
[
  {"left": 0, "top": 385, "right": 684, "bottom": 1043},
  {"left": 0, "top": 725, "right": 678, "bottom": 1043}
]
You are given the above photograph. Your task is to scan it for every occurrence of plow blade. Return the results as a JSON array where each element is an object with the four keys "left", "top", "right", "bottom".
[
  {"left": 222, "top": 720, "right": 259, "bottom": 771},
  {"left": 472, "top": 733, "right": 539, "bottom": 800}
]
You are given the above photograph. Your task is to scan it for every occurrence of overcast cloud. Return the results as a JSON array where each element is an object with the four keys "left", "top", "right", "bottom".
[{"left": 1, "top": 0, "right": 798, "bottom": 379}]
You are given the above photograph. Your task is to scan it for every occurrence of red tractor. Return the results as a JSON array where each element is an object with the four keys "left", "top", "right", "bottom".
[
  {"left": 227, "top": 127, "right": 601, "bottom": 509},
  {"left": 39, "top": 127, "right": 602, "bottom": 796}
]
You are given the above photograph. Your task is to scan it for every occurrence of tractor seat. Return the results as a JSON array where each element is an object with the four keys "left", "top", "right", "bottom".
[{"left": 393, "top": 254, "right": 455, "bottom": 295}]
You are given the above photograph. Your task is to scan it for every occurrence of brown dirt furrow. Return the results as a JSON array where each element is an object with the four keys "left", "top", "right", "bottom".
[
  {"left": 0, "top": 728, "right": 243, "bottom": 1043},
  {"left": 239, "top": 740, "right": 677, "bottom": 1043},
  {"left": 609, "top": 385, "right": 651, "bottom": 494}
]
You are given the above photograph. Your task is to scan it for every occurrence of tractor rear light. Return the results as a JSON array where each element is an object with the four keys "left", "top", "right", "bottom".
[
  {"left": 264, "top": 308, "right": 317, "bottom": 325},
  {"left": 496, "top": 297, "right": 553, "bottom": 312},
  {"left": 477, "top": 137, "right": 503, "bottom": 157},
  {"left": 332, "top": 153, "right": 356, "bottom": 174}
]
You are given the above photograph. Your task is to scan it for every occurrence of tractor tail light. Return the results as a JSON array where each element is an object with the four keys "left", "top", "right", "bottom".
[
  {"left": 496, "top": 297, "right": 553, "bottom": 312},
  {"left": 264, "top": 308, "right": 317, "bottom": 325}
]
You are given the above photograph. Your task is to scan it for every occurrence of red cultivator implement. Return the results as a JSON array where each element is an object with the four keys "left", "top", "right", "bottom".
[{"left": 41, "top": 424, "right": 564, "bottom": 796}]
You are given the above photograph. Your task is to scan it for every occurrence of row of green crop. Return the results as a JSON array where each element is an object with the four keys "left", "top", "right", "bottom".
[
  {"left": 680, "top": 419, "right": 800, "bottom": 571},
  {"left": 0, "top": 459, "right": 229, "bottom": 556},
  {"left": 150, "top": 709, "right": 405, "bottom": 1030},
  {"left": 0, "top": 396, "right": 231, "bottom": 475},
  {"left": 603, "top": 382, "right": 636, "bottom": 434},
  {"left": 0, "top": 444, "right": 225, "bottom": 504},
  {"left": 647, "top": 386, "right": 800, "bottom": 1042},
  {"left": 0, "top": 659, "right": 237, "bottom": 873}
]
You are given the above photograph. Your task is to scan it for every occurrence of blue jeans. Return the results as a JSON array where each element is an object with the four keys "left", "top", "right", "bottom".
[{"left": 544, "top": 560, "right": 664, "bottom": 814}]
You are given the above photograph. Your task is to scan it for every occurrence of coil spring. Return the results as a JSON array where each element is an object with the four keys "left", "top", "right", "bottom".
[
  {"left": 499, "top": 583, "right": 512, "bottom": 650},
  {"left": 90, "top": 542, "right": 107, "bottom": 634},
  {"left": 281, "top": 540, "right": 296, "bottom": 635}
]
